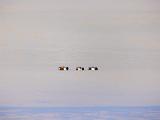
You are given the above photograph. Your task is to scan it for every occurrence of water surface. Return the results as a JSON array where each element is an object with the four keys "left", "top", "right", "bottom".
[{"left": 0, "top": 106, "right": 160, "bottom": 120}]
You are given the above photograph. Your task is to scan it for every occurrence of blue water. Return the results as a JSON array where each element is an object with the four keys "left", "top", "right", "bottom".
[{"left": 0, "top": 106, "right": 160, "bottom": 120}]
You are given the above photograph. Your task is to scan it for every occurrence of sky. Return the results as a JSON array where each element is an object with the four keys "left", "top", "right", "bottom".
[{"left": 0, "top": 0, "right": 160, "bottom": 107}]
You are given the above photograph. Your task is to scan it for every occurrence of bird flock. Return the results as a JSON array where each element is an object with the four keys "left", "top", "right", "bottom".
[{"left": 58, "top": 66, "right": 98, "bottom": 71}]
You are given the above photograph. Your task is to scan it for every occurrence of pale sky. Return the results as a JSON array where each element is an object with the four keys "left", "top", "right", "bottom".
[{"left": 0, "top": 0, "right": 160, "bottom": 107}]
